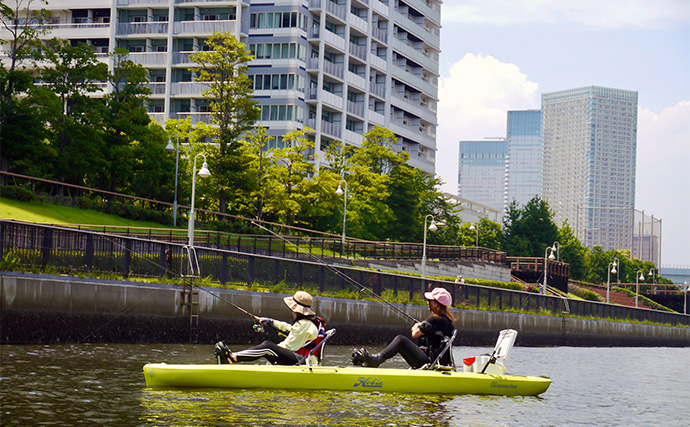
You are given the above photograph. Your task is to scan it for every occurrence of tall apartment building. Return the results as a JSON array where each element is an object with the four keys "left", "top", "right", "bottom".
[
  {"left": 1, "top": 0, "right": 441, "bottom": 173},
  {"left": 504, "top": 109, "right": 542, "bottom": 209},
  {"left": 457, "top": 139, "right": 506, "bottom": 211},
  {"left": 542, "top": 86, "right": 638, "bottom": 252}
]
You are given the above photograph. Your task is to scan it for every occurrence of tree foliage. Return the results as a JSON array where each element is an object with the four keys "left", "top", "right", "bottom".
[{"left": 503, "top": 196, "right": 559, "bottom": 257}]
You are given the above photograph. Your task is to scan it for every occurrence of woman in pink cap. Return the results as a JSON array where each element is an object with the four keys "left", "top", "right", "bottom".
[{"left": 352, "top": 287, "right": 456, "bottom": 369}]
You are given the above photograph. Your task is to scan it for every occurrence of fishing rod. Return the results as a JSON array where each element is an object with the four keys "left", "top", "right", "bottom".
[{"left": 250, "top": 221, "right": 421, "bottom": 325}]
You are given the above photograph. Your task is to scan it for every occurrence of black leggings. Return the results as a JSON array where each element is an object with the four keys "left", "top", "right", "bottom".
[
  {"left": 379, "top": 335, "right": 430, "bottom": 369},
  {"left": 233, "top": 340, "right": 299, "bottom": 365}
]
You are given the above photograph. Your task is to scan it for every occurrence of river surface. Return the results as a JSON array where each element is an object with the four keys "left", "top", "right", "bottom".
[{"left": 1, "top": 343, "right": 688, "bottom": 426}]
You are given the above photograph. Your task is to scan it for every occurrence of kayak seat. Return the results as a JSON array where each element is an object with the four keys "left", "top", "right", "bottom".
[
  {"left": 422, "top": 329, "right": 457, "bottom": 371},
  {"left": 296, "top": 328, "right": 336, "bottom": 366}
]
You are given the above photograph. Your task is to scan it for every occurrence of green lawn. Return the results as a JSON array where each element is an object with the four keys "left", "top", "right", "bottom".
[{"left": 0, "top": 197, "right": 173, "bottom": 229}]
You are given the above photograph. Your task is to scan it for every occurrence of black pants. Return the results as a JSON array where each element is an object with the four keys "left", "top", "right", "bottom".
[
  {"left": 233, "top": 340, "right": 299, "bottom": 365},
  {"left": 378, "top": 335, "right": 430, "bottom": 369}
]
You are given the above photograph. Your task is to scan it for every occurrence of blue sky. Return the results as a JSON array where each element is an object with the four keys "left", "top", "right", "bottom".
[{"left": 435, "top": 0, "right": 690, "bottom": 267}]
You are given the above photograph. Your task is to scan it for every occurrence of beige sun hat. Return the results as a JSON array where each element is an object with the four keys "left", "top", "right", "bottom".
[{"left": 283, "top": 291, "right": 316, "bottom": 316}]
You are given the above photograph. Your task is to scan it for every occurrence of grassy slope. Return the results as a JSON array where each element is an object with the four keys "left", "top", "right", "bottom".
[{"left": 0, "top": 197, "right": 172, "bottom": 229}]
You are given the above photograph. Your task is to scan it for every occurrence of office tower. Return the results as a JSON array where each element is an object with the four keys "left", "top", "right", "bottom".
[
  {"left": 457, "top": 139, "right": 506, "bottom": 211},
  {"left": 542, "top": 86, "right": 638, "bottom": 251},
  {"left": 505, "top": 110, "right": 542, "bottom": 210},
  {"left": 1, "top": 0, "right": 441, "bottom": 173}
]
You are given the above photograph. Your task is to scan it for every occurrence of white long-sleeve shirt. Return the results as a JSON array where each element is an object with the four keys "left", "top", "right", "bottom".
[{"left": 273, "top": 318, "right": 319, "bottom": 352}]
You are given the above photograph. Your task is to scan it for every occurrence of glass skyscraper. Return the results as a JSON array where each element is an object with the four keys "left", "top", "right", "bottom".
[
  {"left": 542, "top": 86, "right": 638, "bottom": 251},
  {"left": 505, "top": 110, "right": 542, "bottom": 210},
  {"left": 458, "top": 139, "right": 506, "bottom": 211}
]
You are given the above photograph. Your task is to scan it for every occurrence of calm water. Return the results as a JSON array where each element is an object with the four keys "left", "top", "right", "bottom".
[{"left": 1, "top": 343, "right": 688, "bottom": 426}]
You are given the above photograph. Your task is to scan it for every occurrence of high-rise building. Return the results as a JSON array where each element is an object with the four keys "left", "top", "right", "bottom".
[
  {"left": 504, "top": 110, "right": 542, "bottom": 210},
  {"left": 457, "top": 139, "right": 506, "bottom": 211},
  {"left": 542, "top": 86, "right": 638, "bottom": 251},
  {"left": 1, "top": 0, "right": 441, "bottom": 173}
]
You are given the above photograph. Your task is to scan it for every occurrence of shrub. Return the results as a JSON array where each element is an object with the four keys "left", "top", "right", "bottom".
[{"left": 1, "top": 185, "right": 38, "bottom": 202}]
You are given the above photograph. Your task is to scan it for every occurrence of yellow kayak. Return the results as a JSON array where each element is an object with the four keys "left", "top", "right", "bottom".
[{"left": 143, "top": 363, "right": 551, "bottom": 397}]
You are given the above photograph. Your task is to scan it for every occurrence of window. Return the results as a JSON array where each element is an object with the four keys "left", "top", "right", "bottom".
[{"left": 203, "top": 14, "right": 219, "bottom": 21}]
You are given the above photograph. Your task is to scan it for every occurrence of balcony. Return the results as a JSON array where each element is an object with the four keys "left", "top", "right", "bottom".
[
  {"left": 349, "top": 43, "right": 366, "bottom": 61},
  {"left": 173, "top": 112, "right": 214, "bottom": 124},
  {"left": 369, "top": 82, "right": 385, "bottom": 99},
  {"left": 142, "top": 82, "right": 167, "bottom": 95},
  {"left": 390, "top": 91, "right": 436, "bottom": 122},
  {"left": 321, "top": 28, "right": 346, "bottom": 51},
  {"left": 118, "top": 0, "right": 168, "bottom": 5},
  {"left": 391, "top": 38, "right": 438, "bottom": 73},
  {"left": 346, "top": 72, "right": 367, "bottom": 91},
  {"left": 322, "top": 60, "right": 344, "bottom": 80},
  {"left": 392, "top": 10, "right": 440, "bottom": 49},
  {"left": 127, "top": 52, "right": 168, "bottom": 66},
  {"left": 391, "top": 65, "right": 437, "bottom": 98},
  {"left": 173, "top": 20, "right": 236, "bottom": 35},
  {"left": 170, "top": 82, "right": 209, "bottom": 95},
  {"left": 347, "top": 101, "right": 365, "bottom": 118},
  {"left": 321, "top": 120, "right": 342, "bottom": 139},
  {"left": 116, "top": 22, "right": 169, "bottom": 36},
  {"left": 400, "top": 0, "right": 441, "bottom": 26},
  {"left": 367, "top": 109, "right": 385, "bottom": 126},
  {"left": 148, "top": 112, "right": 166, "bottom": 125},
  {"left": 371, "top": 26, "right": 388, "bottom": 44}
]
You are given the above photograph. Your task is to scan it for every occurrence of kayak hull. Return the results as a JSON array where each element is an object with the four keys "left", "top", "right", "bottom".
[{"left": 143, "top": 363, "right": 551, "bottom": 396}]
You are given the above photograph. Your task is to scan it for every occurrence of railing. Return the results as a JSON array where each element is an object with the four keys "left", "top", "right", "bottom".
[
  {"left": 349, "top": 43, "right": 367, "bottom": 60},
  {"left": 1, "top": 220, "right": 686, "bottom": 326}
]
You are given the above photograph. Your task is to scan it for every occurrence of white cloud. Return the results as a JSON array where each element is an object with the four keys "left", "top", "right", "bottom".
[
  {"left": 637, "top": 101, "right": 690, "bottom": 265},
  {"left": 436, "top": 53, "right": 539, "bottom": 193},
  {"left": 443, "top": 0, "right": 689, "bottom": 29}
]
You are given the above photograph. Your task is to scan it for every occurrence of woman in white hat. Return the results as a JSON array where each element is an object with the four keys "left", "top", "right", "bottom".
[
  {"left": 215, "top": 291, "right": 325, "bottom": 365},
  {"left": 352, "top": 287, "right": 456, "bottom": 369}
]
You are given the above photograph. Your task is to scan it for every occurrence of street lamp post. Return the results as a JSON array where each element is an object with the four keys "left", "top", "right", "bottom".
[
  {"left": 648, "top": 268, "right": 657, "bottom": 295},
  {"left": 552, "top": 241, "right": 560, "bottom": 261},
  {"left": 684, "top": 281, "right": 688, "bottom": 315},
  {"left": 542, "top": 244, "right": 556, "bottom": 295},
  {"left": 606, "top": 258, "right": 618, "bottom": 304},
  {"left": 188, "top": 153, "right": 211, "bottom": 247},
  {"left": 469, "top": 223, "right": 479, "bottom": 247},
  {"left": 335, "top": 180, "right": 347, "bottom": 255},
  {"left": 165, "top": 133, "right": 181, "bottom": 226},
  {"left": 421, "top": 214, "right": 444, "bottom": 281},
  {"left": 635, "top": 269, "right": 644, "bottom": 308}
]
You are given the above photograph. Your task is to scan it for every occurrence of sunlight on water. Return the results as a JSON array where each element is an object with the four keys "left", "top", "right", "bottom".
[{"left": 1, "top": 343, "right": 688, "bottom": 426}]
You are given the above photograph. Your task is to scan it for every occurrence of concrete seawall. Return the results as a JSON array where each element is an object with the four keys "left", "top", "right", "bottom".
[{"left": 1, "top": 272, "right": 688, "bottom": 347}]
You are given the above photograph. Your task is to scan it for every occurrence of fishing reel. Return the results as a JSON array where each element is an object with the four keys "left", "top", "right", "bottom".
[{"left": 252, "top": 323, "right": 265, "bottom": 333}]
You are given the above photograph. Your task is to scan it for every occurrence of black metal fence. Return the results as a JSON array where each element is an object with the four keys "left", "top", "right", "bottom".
[
  {"left": 65, "top": 224, "right": 507, "bottom": 264},
  {"left": 1, "top": 220, "right": 687, "bottom": 327}
]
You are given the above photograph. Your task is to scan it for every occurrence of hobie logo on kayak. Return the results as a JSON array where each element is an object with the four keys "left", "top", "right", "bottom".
[{"left": 354, "top": 376, "right": 383, "bottom": 388}]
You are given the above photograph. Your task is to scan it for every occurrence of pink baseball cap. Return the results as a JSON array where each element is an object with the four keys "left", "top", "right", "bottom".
[{"left": 424, "top": 287, "right": 452, "bottom": 307}]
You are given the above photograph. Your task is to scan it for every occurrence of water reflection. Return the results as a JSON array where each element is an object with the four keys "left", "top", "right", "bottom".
[{"left": 140, "top": 388, "right": 454, "bottom": 426}]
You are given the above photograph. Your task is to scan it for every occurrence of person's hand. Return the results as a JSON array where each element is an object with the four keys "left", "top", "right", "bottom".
[
  {"left": 411, "top": 322, "right": 421, "bottom": 336},
  {"left": 259, "top": 317, "right": 274, "bottom": 327}
]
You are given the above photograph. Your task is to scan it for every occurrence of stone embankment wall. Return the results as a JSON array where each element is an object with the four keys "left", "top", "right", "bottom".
[{"left": 2, "top": 273, "right": 688, "bottom": 347}]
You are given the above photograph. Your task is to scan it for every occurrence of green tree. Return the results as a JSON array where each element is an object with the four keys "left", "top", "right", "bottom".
[
  {"left": 189, "top": 32, "right": 260, "bottom": 214},
  {"left": 461, "top": 218, "right": 503, "bottom": 249},
  {"left": 0, "top": 0, "right": 51, "bottom": 179},
  {"left": 557, "top": 220, "right": 588, "bottom": 280},
  {"left": 39, "top": 39, "right": 108, "bottom": 188},
  {"left": 260, "top": 129, "right": 315, "bottom": 226},
  {"left": 341, "top": 127, "right": 403, "bottom": 240},
  {"left": 98, "top": 48, "right": 162, "bottom": 196},
  {"left": 502, "top": 196, "right": 558, "bottom": 257}
]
